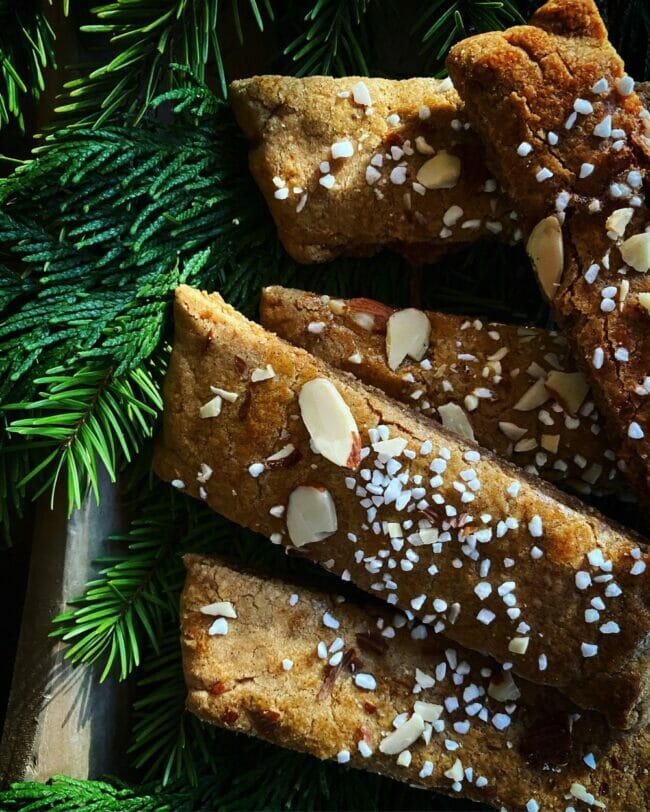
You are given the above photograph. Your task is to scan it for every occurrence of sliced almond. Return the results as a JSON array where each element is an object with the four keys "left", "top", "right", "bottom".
[
  {"left": 508, "top": 636, "right": 530, "bottom": 654},
  {"left": 210, "top": 386, "right": 239, "bottom": 402},
  {"left": 199, "top": 394, "right": 222, "bottom": 418},
  {"left": 328, "top": 298, "right": 346, "bottom": 315},
  {"left": 541, "top": 434, "right": 560, "bottom": 453},
  {"left": 413, "top": 701, "right": 443, "bottom": 723},
  {"left": 416, "top": 150, "right": 461, "bottom": 189},
  {"left": 620, "top": 232, "right": 650, "bottom": 272},
  {"left": 251, "top": 364, "right": 276, "bottom": 382},
  {"left": 488, "top": 670, "right": 521, "bottom": 702},
  {"left": 638, "top": 292, "right": 650, "bottom": 314},
  {"left": 545, "top": 370, "right": 589, "bottom": 415},
  {"left": 347, "top": 298, "right": 395, "bottom": 333},
  {"left": 372, "top": 437, "right": 408, "bottom": 458},
  {"left": 200, "top": 601, "right": 237, "bottom": 618},
  {"left": 498, "top": 422, "right": 527, "bottom": 441},
  {"left": 438, "top": 402, "right": 474, "bottom": 441},
  {"left": 379, "top": 712, "right": 425, "bottom": 754},
  {"left": 526, "top": 215, "right": 564, "bottom": 299},
  {"left": 513, "top": 378, "right": 549, "bottom": 411},
  {"left": 286, "top": 484, "right": 338, "bottom": 547},
  {"left": 386, "top": 308, "right": 431, "bottom": 370},
  {"left": 444, "top": 758, "right": 464, "bottom": 782},
  {"left": 415, "top": 135, "right": 435, "bottom": 155},
  {"left": 606, "top": 207, "right": 633, "bottom": 237},
  {"left": 299, "top": 378, "right": 361, "bottom": 468}
]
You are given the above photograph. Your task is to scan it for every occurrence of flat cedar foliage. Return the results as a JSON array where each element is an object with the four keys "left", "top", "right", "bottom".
[{"left": 0, "top": 1, "right": 649, "bottom": 809}]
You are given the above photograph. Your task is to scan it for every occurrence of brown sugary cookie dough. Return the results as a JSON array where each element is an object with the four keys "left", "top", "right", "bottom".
[
  {"left": 447, "top": 0, "right": 650, "bottom": 506},
  {"left": 260, "top": 286, "right": 630, "bottom": 499},
  {"left": 154, "top": 285, "right": 650, "bottom": 729},
  {"left": 183, "top": 554, "right": 650, "bottom": 811},
  {"left": 229, "top": 76, "right": 519, "bottom": 264}
]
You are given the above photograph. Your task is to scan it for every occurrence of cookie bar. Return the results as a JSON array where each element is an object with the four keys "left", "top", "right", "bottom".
[
  {"left": 447, "top": 0, "right": 650, "bottom": 504},
  {"left": 229, "top": 76, "right": 519, "bottom": 264},
  {"left": 154, "top": 286, "right": 650, "bottom": 728},
  {"left": 260, "top": 285, "right": 629, "bottom": 499},
  {"left": 183, "top": 554, "right": 650, "bottom": 811}
]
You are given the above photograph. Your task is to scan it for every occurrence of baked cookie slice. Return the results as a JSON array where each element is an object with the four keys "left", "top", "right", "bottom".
[
  {"left": 230, "top": 76, "right": 519, "bottom": 264},
  {"left": 260, "top": 285, "right": 629, "bottom": 499},
  {"left": 183, "top": 554, "right": 650, "bottom": 811},
  {"left": 447, "top": 0, "right": 650, "bottom": 504},
  {"left": 154, "top": 285, "right": 650, "bottom": 729}
]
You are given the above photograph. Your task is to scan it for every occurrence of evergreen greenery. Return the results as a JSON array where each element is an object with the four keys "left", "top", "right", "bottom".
[{"left": 1, "top": 0, "right": 649, "bottom": 809}]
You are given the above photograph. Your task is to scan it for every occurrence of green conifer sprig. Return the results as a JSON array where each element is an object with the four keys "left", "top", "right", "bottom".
[
  {"left": 57, "top": 0, "right": 274, "bottom": 127},
  {"left": 0, "top": 1, "right": 60, "bottom": 131}
]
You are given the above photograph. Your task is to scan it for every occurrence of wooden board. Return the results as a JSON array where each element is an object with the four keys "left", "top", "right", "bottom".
[{"left": 0, "top": 471, "right": 129, "bottom": 783}]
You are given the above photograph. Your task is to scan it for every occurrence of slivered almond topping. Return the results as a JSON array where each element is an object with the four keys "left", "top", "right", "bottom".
[
  {"left": 416, "top": 151, "right": 461, "bottom": 189},
  {"left": 514, "top": 378, "right": 549, "bottom": 411},
  {"left": 378, "top": 712, "right": 425, "bottom": 754},
  {"left": 545, "top": 371, "right": 589, "bottom": 415},
  {"left": 200, "top": 601, "right": 237, "bottom": 618},
  {"left": 638, "top": 292, "right": 650, "bottom": 314},
  {"left": 265, "top": 443, "right": 302, "bottom": 469},
  {"left": 251, "top": 364, "right": 276, "bottom": 382},
  {"left": 488, "top": 670, "right": 521, "bottom": 702},
  {"left": 347, "top": 298, "right": 394, "bottom": 333},
  {"left": 620, "top": 232, "right": 650, "bottom": 272},
  {"left": 413, "top": 701, "right": 443, "bottom": 722},
  {"left": 199, "top": 394, "right": 223, "bottom": 418},
  {"left": 386, "top": 308, "right": 431, "bottom": 370},
  {"left": 606, "top": 207, "right": 633, "bottom": 237},
  {"left": 499, "top": 422, "right": 527, "bottom": 441},
  {"left": 210, "top": 386, "right": 239, "bottom": 402},
  {"left": 541, "top": 434, "right": 560, "bottom": 453},
  {"left": 526, "top": 216, "right": 564, "bottom": 299},
  {"left": 415, "top": 136, "right": 435, "bottom": 155},
  {"left": 299, "top": 378, "right": 361, "bottom": 468},
  {"left": 328, "top": 298, "right": 346, "bottom": 315},
  {"left": 286, "top": 484, "right": 338, "bottom": 547},
  {"left": 444, "top": 758, "right": 464, "bottom": 782},
  {"left": 438, "top": 402, "right": 474, "bottom": 441}
]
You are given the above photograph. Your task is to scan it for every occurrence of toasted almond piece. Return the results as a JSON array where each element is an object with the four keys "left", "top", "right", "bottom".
[
  {"left": 541, "top": 434, "right": 560, "bottom": 454},
  {"left": 286, "top": 484, "right": 338, "bottom": 547},
  {"left": 416, "top": 150, "right": 461, "bottom": 189},
  {"left": 386, "top": 308, "right": 431, "bottom": 370},
  {"left": 251, "top": 364, "right": 276, "bottom": 382},
  {"left": 514, "top": 438, "right": 537, "bottom": 453},
  {"left": 210, "top": 386, "right": 239, "bottom": 402},
  {"left": 444, "top": 758, "right": 464, "bottom": 782},
  {"left": 351, "top": 81, "right": 372, "bottom": 107},
  {"left": 498, "top": 421, "right": 527, "bottom": 441},
  {"left": 415, "top": 135, "right": 435, "bottom": 155},
  {"left": 513, "top": 378, "right": 549, "bottom": 411},
  {"left": 372, "top": 437, "right": 408, "bottom": 458},
  {"left": 199, "top": 394, "right": 223, "bottom": 418},
  {"left": 606, "top": 207, "right": 634, "bottom": 237},
  {"left": 438, "top": 402, "right": 474, "bottom": 441},
  {"left": 620, "top": 232, "right": 650, "bottom": 272},
  {"left": 266, "top": 443, "right": 297, "bottom": 462},
  {"left": 347, "top": 297, "right": 395, "bottom": 333},
  {"left": 200, "top": 601, "right": 237, "bottom": 618},
  {"left": 488, "top": 670, "right": 521, "bottom": 702},
  {"left": 638, "top": 292, "right": 650, "bottom": 314},
  {"left": 299, "top": 378, "right": 361, "bottom": 468},
  {"left": 545, "top": 371, "right": 589, "bottom": 415},
  {"left": 508, "top": 636, "right": 530, "bottom": 655},
  {"left": 526, "top": 216, "right": 564, "bottom": 299},
  {"left": 378, "top": 712, "right": 425, "bottom": 754},
  {"left": 413, "top": 701, "right": 443, "bottom": 722},
  {"left": 328, "top": 298, "right": 346, "bottom": 315}
]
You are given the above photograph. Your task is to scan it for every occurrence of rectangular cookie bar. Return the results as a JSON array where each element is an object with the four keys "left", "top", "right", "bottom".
[
  {"left": 183, "top": 554, "right": 650, "bottom": 811},
  {"left": 229, "top": 75, "right": 519, "bottom": 264},
  {"left": 154, "top": 285, "right": 650, "bottom": 729},
  {"left": 260, "top": 285, "right": 629, "bottom": 499},
  {"left": 447, "top": 0, "right": 650, "bottom": 505}
]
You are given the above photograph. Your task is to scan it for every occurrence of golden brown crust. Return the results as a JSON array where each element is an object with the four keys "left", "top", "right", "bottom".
[
  {"left": 182, "top": 554, "right": 650, "bottom": 811},
  {"left": 229, "top": 75, "right": 518, "bottom": 264},
  {"left": 155, "top": 285, "right": 650, "bottom": 729},
  {"left": 447, "top": 0, "right": 650, "bottom": 506},
  {"left": 260, "top": 286, "right": 630, "bottom": 499}
]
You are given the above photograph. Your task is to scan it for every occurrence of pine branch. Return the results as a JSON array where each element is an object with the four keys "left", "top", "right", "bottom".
[
  {"left": 3, "top": 360, "right": 163, "bottom": 512},
  {"left": 56, "top": 0, "right": 274, "bottom": 127},
  {"left": 0, "top": 1, "right": 59, "bottom": 131},
  {"left": 413, "top": 0, "right": 526, "bottom": 69},
  {"left": 284, "top": 0, "right": 374, "bottom": 77}
]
